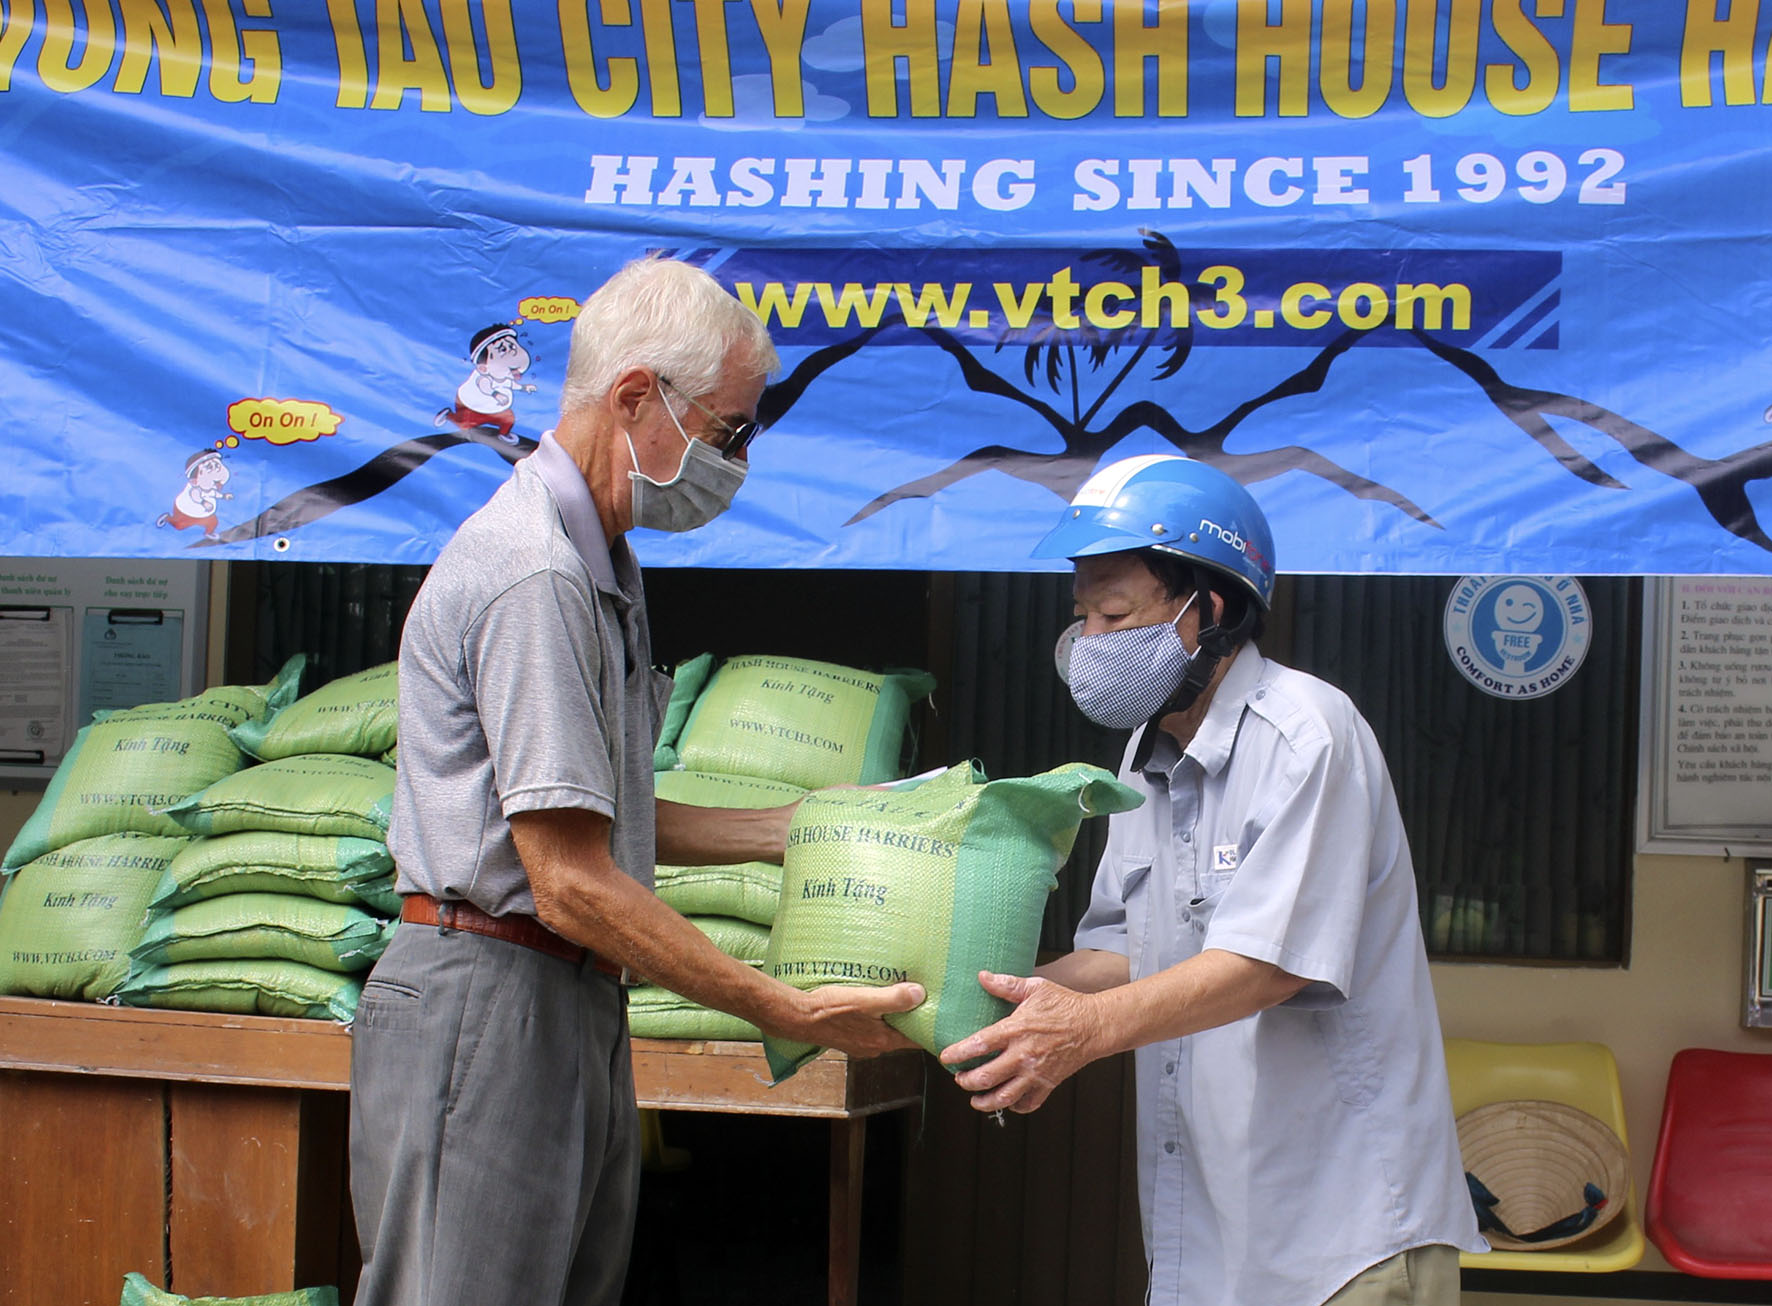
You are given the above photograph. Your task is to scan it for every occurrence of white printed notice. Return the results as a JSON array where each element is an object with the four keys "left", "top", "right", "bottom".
[
  {"left": 0, "top": 558, "right": 208, "bottom": 778},
  {"left": 0, "top": 574, "right": 75, "bottom": 766},
  {"left": 1641, "top": 577, "right": 1772, "bottom": 853}
]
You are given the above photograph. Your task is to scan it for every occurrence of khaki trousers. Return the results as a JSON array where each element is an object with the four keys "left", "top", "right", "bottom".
[{"left": 1323, "top": 1245, "right": 1462, "bottom": 1306}]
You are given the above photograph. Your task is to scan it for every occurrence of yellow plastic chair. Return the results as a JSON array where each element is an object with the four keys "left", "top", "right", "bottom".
[{"left": 1443, "top": 1039, "right": 1645, "bottom": 1272}]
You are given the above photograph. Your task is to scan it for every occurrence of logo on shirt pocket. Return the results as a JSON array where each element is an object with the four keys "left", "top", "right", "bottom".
[{"left": 1196, "top": 844, "right": 1241, "bottom": 902}]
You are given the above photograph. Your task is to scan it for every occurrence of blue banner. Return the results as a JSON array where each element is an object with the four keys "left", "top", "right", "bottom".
[{"left": 1, "top": 1, "right": 1769, "bottom": 575}]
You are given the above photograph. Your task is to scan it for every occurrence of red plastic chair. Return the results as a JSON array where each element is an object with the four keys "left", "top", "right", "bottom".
[{"left": 1645, "top": 1048, "right": 1772, "bottom": 1278}]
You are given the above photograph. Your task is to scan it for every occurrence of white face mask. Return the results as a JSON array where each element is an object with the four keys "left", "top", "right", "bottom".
[{"left": 624, "top": 394, "right": 747, "bottom": 533}]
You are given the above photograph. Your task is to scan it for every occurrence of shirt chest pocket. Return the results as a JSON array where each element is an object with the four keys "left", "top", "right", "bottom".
[
  {"left": 1197, "top": 836, "right": 1243, "bottom": 896},
  {"left": 1118, "top": 855, "right": 1153, "bottom": 976},
  {"left": 1183, "top": 842, "right": 1243, "bottom": 940}
]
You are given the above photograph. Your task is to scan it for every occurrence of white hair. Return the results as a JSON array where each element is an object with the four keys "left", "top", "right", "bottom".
[{"left": 559, "top": 255, "right": 779, "bottom": 417}]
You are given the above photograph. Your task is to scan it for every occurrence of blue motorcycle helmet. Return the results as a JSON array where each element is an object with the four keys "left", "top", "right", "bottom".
[
  {"left": 1038, "top": 455, "right": 1276, "bottom": 714},
  {"left": 1033, "top": 454, "right": 1276, "bottom": 611}
]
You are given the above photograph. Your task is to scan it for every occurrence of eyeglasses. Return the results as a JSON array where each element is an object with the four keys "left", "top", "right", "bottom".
[{"left": 657, "top": 375, "right": 763, "bottom": 460}]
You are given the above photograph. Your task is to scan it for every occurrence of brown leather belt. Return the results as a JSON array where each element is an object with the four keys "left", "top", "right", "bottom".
[{"left": 401, "top": 894, "right": 622, "bottom": 978}]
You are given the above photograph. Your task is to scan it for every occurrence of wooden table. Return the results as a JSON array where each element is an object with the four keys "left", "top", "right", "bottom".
[
  {"left": 0, "top": 996, "right": 923, "bottom": 1306},
  {"left": 631, "top": 1036, "right": 924, "bottom": 1306}
]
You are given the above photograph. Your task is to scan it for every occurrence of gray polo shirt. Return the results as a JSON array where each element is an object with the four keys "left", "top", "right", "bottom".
[{"left": 388, "top": 433, "right": 667, "bottom": 917}]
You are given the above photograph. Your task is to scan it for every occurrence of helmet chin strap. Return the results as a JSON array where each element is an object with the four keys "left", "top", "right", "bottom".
[{"left": 1154, "top": 581, "right": 1256, "bottom": 718}]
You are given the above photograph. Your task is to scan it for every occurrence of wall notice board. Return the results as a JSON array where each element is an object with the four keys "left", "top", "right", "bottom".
[
  {"left": 1639, "top": 577, "right": 1772, "bottom": 856},
  {"left": 0, "top": 558, "right": 209, "bottom": 781}
]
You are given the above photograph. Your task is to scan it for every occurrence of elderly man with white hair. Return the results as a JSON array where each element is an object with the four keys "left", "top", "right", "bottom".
[{"left": 349, "top": 256, "right": 923, "bottom": 1306}]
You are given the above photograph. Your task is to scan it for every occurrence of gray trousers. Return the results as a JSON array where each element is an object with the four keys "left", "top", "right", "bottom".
[{"left": 349, "top": 923, "right": 639, "bottom": 1306}]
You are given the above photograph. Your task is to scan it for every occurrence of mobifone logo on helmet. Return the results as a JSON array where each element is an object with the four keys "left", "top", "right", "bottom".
[{"left": 1192, "top": 515, "right": 1271, "bottom": 578}]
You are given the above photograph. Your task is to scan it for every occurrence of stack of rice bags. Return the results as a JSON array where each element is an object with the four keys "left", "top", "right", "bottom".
[
  {"left": 116, "top": 661, "right": 402, "bottom": 1024},
  {"left": 636, "top": 653, "right": 936, "bottom": 1040},
  {"left": 0, "top": 662, "right": 303, "bottom": 1006}
]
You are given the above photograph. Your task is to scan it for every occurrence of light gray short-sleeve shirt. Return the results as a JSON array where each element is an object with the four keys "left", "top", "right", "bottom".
[
  {"left": 387, "top": 434, "right": 668, "bottom": 917},
  {"left": 1074, "top": 647, "right": 1484, "bottom": 1306}
]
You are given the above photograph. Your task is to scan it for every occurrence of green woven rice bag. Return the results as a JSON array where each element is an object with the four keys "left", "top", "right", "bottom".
[
  {"left": 651, "top": 774, "right": 807, "bottom": 925},
  {"left": 630, "top": 897, "right": 771, "bottom": 1039},
  {"left": 0, "top": 832, "right": 188, "bottom": 1000},
  {"left": 653, "top": 769, "right": 808, "bottom": 809},
  {"left": 164, "top": 755, "right": 395, "bottom": 840},
  {"left": 2, "top": 717, "right": 244, "bottom": 871},
  {"left": 762, "top": 761, "right": 1142, "bottom": 1082},
  {"left": 230, "top": 661, "right": 398, "bottom": 761},
  {"left": 131, "top": 893, "right": 396, "bottom": 973},
  {"left": 101, "top": 685, "right": 273, "bottom": 731},
  {"left": 260, "top": 652, "right": 309, "bottom": 712},
  {"left": 627, "top": 986, "right": 761, "bottom": 1042},
  {"left": 152, "top": 831, "right": 398, "bottom": 915},
  {"left": 346, "top": 871, "right": 399, "bottom": 916},
  {"left": 655, "top": 861, "right": 781, "bottom": 926},
  {"left": 100, "top": 656, "right": 307, "bottom": 734},
  {"left": 688, "top": 914, "right": 771, "bottom": 964},
  {"left": 652, "top": 653, "right": 716, "bottom": 770},
  {"left": 115, "top": 957, "right": 363, "bottom": 1022},
  {"left": 668, "top": 655, "right": 936, "bottom": 790},
  {"left": 121, "top": 1270, "right": 339, "bottom": 1306}
]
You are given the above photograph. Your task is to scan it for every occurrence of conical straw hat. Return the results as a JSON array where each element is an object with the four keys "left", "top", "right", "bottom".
[{"left": 1457, "top": 1099, "right": 1630, "bottom": 1252}]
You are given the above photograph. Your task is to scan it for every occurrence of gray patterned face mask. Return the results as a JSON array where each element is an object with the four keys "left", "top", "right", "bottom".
[{"left": 1059, "top": 594, "right": 1196, "bottom": 729}]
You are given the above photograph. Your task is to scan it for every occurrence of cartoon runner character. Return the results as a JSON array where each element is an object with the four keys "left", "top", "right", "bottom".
[
  {"left": 154, "top": 448, "right": 233, "bottom": 540},
  {"left": 435, "top": 324, "right": 536, "bottom": 444}
]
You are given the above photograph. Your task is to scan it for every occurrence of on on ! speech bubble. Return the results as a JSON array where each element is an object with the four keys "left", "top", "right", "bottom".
[
  {"left": 227, "top": 398, "right": 345, "bottom": 447},
  {"left": 518, "top": 296, "right": 580, "bottom": 324}
]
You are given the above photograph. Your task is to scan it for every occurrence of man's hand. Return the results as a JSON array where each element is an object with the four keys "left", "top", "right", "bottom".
[
  {"left": 791, "top": 981, "right": 925, "bottom": 1058},
  {"left": 938, "top": 971, "right": 1106, "bottom": 1115},
  {"left": 937, "top": 951, "right": 1312, "bottom": 1116}
]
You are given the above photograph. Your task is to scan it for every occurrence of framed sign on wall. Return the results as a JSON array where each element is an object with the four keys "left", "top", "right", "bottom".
[
  {"left": 0, "top": 558, "right": 210, "bottom": 781},
  {"left": 1639, "top": 578, "right": 1772, "bottom": 857},
  {"left": 1745, "top": 866, "right": 1772, "bottom": 1030}
]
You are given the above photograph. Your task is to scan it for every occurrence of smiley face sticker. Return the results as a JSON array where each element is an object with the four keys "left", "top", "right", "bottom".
[{"left": 1443, "top": 576, "right": 1592, "bottom": 699}]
